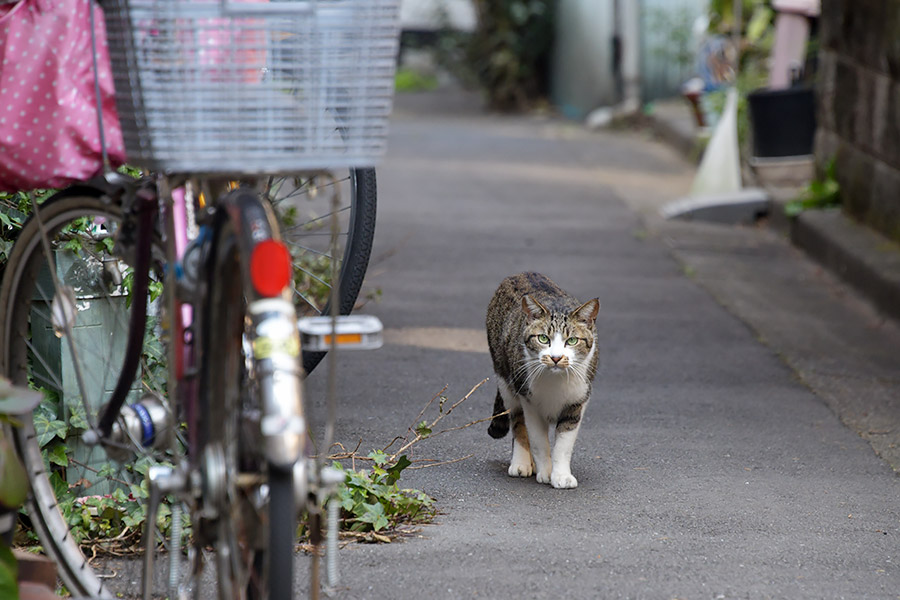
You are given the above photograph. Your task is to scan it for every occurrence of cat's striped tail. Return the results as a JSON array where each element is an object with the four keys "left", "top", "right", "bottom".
[{"left": 487, "top": 390, "right": 509, "bottom": 438}]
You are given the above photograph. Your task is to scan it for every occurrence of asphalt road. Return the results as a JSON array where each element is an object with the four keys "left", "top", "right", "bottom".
[
  {"left": 98, "top": 91, "right": 900, "bottom": 600},
  {"left": 296, "top": 92, "right": 900, "bottom": 599}
]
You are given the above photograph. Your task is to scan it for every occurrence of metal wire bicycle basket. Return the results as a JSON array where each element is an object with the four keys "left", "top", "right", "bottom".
[{"left": 101, "top": 0, "right": 402, "bottom": 174}]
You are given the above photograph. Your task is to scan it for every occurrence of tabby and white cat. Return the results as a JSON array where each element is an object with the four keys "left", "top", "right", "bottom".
[{"left": 486, "top": 272, "right": 599, "bottom": 489}]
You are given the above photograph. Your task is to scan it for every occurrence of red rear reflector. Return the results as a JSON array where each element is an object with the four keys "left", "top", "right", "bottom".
[{"left": 250, "top": 240, "right": 292, "bottom": 297}]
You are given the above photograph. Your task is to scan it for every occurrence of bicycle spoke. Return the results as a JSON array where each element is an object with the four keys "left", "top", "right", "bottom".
[
  {"left": 292, "top": 286, "right": 322, "bottom": 313},
  {"left": 284, "top": 242, "right": 335, "bottom": 261},
  {"left": 280, "top": 204, "right": 352, "bottom": 234}
]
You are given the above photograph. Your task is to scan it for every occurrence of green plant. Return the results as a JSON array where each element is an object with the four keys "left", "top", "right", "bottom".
[
  {"left": 0, "top": 190, "right": 54, "bottom": 264},
  {"left": 785, "top": 159, "right": 840, "bottom": 217},
  {"left": 394, "top": 68, "right": 440, "bottom": 93},
  {"left": 303, "top": 379, "right": 489, "bottom": 545},
  {"left": 466, "top": 0, "right": 556, "bottom": 111},
  {"left": 0, "top": 175, "right": 184, "bottom": 557},
  {"left": 1, "top": 165, "right": 140, "bottom": 264},
  {"left": 708, "top": 0, "right": 774, "bottom": 45},
  {"left": 329, "top": 451, "right": 434, "bottom": 535},
  {"left": 702, "top": 1, "right": 775, "bottom": 153},
  {"left": 26, "top": 385, "right": 187, "bottom": 555}
]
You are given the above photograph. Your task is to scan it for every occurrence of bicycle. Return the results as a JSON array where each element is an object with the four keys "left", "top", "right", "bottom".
[{"left": 0, "top": 1, "right": 400, "bottom": 598}]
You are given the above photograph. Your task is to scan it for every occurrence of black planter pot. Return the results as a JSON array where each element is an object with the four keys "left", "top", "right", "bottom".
[{"left": 747, "top": 87, "right": 816, "bottom": 158}]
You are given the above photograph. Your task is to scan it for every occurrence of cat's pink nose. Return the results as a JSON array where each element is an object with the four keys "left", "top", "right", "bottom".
[{"left": 550, "top": 355, "right": 563, "bottom": 364}]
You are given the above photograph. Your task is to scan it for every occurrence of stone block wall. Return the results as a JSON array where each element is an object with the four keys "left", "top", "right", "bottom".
[{"left": 816, "top": 0, "right": 900, "bottom": 242}]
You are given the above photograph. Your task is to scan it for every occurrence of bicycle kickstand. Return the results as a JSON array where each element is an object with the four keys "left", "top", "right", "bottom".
[
  {"left": 143, "top": 465, "right": 188, "bottom": 600},
  {"left": 299, "top": 313, "right": 383, "bottom": 595}
]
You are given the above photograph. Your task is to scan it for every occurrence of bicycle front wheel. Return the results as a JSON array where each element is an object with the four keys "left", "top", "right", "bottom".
[
  {"left": 0, "top": 190, "right": 176, "bottom": 598},
  {"left": 263, "top": 168, "right": 377, "bottom": 374}
]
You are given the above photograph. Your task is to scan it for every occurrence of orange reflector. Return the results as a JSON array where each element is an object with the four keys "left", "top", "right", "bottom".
[
  {"left": 323, "top": 333, "right": 363, "bottom": 346},
  {"left": 250, "top": 240, "right": 292, "bottom": 297}
]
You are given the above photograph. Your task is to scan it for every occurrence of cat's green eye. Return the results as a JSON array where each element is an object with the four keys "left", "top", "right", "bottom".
[
  {"left": 537, "top": 334, "right": 550, "bottom": 344},
  {"left": 566, "top": 337, "right": 579, "bottom": 346}
]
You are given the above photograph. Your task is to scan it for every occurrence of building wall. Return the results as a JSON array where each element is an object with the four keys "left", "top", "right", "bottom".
[
  {"left": 551, "top": 0, "right": 709, "bottom": 120},
  {"left": 551, "top": 0, "right": 618, "bottom": 120},
  {"left": 816, "top": 0, "right": 900, "bottom": 242}
]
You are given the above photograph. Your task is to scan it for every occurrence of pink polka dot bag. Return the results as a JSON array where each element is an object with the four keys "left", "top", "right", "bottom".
[{"left": 0, "top": 0, "right": 125, "bottom": 193}]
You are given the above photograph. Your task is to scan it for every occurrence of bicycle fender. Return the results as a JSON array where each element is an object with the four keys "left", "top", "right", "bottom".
[{"left": 249, "top": 297, "right": 306, "bottom": 470}]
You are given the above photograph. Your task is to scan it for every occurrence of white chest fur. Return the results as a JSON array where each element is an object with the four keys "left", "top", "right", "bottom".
[{"left": 528, "top": 370, "right": 590, "bottom": 422}]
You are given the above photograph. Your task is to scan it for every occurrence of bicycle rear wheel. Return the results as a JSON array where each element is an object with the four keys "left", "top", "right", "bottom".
[
  {"left": 263, "top": 168, "right": 377, "bottom": 374},
  {"left": 198, "top": 187, "right": 301, "bottom": 600},
  {"left": 0, "top": 190, "right": 177, "bottom": 598}
]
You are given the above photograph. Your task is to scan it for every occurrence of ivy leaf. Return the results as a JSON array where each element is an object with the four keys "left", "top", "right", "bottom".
[
  {"left": 148, "top": 280, "right": 164, "bottom": 303},
  {"left": 374, "top": 515, "right": 389, "bottom": 531},
  {"left": 33, "top": 413, "right": 67, "bottom": 448},
  {"left": 414, "top": 421, "right": 432, "bottom": 438},
  {"left": 0, "top": 240, "right": 12, "bottom": 262},
  {"left": 63, "top": 238, "right": 83, "bottom": 254},
  {"left": 367, "top": 450, "right": 388, "bottom": 467},
  {"left": 341, "top": 494, "right": 357, "bottom": 513},
  {"left": 49, "top": 472, "right": 68, "bottom": 500},
  {"left": 385, "top": 455, "right": 411, "bottom": 486},
  {"left": 129, "top": 484, "right": 145, "bottom": 501},
  {"left": 66, "top": 400, "right": 89, "bottom": 431},
  {"left": 123, "top": 504, "right": 146, "bottom": 529},
  {"left": 97, "top": 462, "right": 117, "bottom": 479},
  {"left": 357, "top": 502, "right": 388, "bottom": 531},
  {"left": 156, "top": 502, "right": 170, "bottom": 524},
  {"left": 47, "top": 444, "right": 69, "bottom": 467}
]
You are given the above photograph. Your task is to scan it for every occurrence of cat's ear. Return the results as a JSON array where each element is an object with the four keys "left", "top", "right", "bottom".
[
  {"left": 571, "top": 298, "right": 600, "bottom": 324},
  {"left": 521, "top": 295, "right": 549, "bottom": 321}
]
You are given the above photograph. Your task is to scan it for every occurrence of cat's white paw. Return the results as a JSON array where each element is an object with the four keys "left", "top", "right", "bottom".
[
  {"left": 550, "top": 472, "right": 578, "bottom": 489},
  {"left": 535, "top": 469, "right": 552, "bottom": 484},
  {"left": 508, "top": 462, "right": 533, "bottom": 477}
]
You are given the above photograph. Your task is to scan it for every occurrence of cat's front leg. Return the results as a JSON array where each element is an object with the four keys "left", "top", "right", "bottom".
[
  {"left": 507, "top": 406, "right": 534, "bottom": 477},
  {"left": 521, "top": 402, "right": 552, "bottom": 483},
  {"left": 550, "top": 403, "right": 586, "bottom": 489}
]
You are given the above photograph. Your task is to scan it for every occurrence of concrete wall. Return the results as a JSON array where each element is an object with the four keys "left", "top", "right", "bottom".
[
  {"left": 551, "top": 0, "right": 618, "bottom": 120},
  {"left": 816, "top": 0, "right": 900, "bottom": 242}
]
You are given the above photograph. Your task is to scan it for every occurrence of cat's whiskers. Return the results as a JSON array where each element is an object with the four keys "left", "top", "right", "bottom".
[
  {"left": 568, "top": 359, "right": 583, "bottom": 382},
  {"left": 521, "top": 357, "right": 549, "bottom": 390},
  {"left": 513, "top": 358, "right": 540, "bottom": 388},
  {"left": 571, "top": 360, "right": 590, "bottom": 386}
]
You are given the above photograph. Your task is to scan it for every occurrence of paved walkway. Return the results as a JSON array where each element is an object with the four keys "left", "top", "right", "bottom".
[{"left": 293, "top": 91, "right": 900, "bottom": 598}]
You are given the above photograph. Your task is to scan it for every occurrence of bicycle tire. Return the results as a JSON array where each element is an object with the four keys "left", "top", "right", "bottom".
[
  {"left": 265, "top": 168, "right": 377, "bottom": 375},
  {"left": 0, "top": 190, "right": 173, "bottom": 598},
  {"left": 199, "top": 187, "right": 299, "bottom": 599},
  {"left": 267, "top": 467, "right": 296, "bottom": 600}
]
